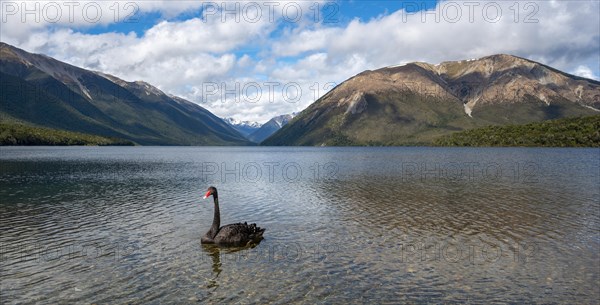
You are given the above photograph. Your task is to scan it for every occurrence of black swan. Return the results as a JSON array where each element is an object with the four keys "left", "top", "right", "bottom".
[{"left": 201, "top": 186, "right": 265, "bottom": 246}]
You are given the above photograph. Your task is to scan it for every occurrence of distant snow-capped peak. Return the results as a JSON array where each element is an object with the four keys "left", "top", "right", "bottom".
[{"left": 223, "top": 117, "right": 263, "bottom": 128}]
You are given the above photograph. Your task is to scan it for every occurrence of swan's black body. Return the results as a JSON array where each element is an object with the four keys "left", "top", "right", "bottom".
[{"left": 201, "top": 187, "right": 265, "bottom": 246}]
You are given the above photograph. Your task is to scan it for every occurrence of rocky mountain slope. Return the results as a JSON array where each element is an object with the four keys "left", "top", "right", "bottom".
[
  {"left": 0, "top": 42, "right": 250, "bottom": 145},
  {"left": 263, "top": 54, "right": 599, "bottom": 146}
]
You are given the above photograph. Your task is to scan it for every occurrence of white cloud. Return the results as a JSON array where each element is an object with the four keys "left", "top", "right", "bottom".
[
  {"left": 0, "top": 1, "right": 203, "bottom": 43},
  {"left": 271, "top": 27, "right": 339, "bottom": 56},
  {"left": 273, "top": 0, "right": 599, "bottom": 71},
  {"left": 572, "top": 65, "right": 598, "bottom": 80}
]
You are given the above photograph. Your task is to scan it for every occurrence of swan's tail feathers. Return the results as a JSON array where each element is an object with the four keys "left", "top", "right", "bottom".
[{"left": 248, "top": 222, "right": 266, "bottom": 241}]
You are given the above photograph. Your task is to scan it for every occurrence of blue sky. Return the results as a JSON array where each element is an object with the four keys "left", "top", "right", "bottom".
[
  {"left": 79, "top": 1, "right": 439, "bottom": 36},
  {"left": 1, "top": 0, "right": 598, "bottom": 122}
]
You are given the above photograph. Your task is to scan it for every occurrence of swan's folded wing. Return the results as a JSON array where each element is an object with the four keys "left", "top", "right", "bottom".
[{"left": 214, "top": 222, "right": 265, "bottom": 246}]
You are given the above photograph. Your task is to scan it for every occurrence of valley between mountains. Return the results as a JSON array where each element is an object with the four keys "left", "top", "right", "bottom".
[{"left": 1, "top": 43, "right": 598, "bottom": 146}]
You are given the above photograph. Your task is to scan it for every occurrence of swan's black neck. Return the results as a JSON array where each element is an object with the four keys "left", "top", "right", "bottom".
[{"left": 209, "top": 192, "right": 220, "bottom": 238}]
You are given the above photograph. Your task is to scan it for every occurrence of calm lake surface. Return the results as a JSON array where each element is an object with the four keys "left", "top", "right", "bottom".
[{"left": 0, "top": 147, "right": 598, "bottom": 304}]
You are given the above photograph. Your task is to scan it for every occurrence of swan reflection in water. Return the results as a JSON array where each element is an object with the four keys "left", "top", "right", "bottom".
[
  {"left": 200, "top": 242, "right": 263, "bottom": 289},
  {"left": 201, "top": 244, "right": 222, "bottom": 289}
]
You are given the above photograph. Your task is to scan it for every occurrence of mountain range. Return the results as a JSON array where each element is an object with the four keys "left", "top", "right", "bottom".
[
  {"left": 263, "top": 54, "right": 599, "bottom": 146},
  {"left": 223, "top": 118, "right": 263, "bottom": 137},
  {"left": 247, "top": 113, "right": 296, "bottom": 143},
  {"left": 1, "top": 43, "right": 598, "bottom": 147},
  {"left": 0, "top": 42, "right": 250, "bottom": 145},
  {"left": 224, "top": 114, "right": 296, "bottom": 143}
]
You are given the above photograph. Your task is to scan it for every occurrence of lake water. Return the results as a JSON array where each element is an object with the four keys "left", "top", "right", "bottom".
[{"left": 0, "top": 147, "right": 598, "bottom": 304}]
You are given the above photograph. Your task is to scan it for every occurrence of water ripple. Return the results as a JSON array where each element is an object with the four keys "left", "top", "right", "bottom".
[{"left": 0, "top": 147, "right": 598, "bottom": 304}]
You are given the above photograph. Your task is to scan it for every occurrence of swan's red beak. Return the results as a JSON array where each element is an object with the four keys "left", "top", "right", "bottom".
[{"left": 203, "top": 190, "right": 211, "bottom": 199}]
